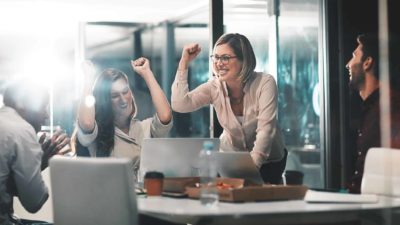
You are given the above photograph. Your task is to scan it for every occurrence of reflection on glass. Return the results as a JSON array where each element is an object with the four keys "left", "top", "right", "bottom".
[
  {"left": 84, "top": 6, "right": 210, "bottom": 137},
  {"left": 278, "top": 0, "right": 322, "bottom": 188},
  {"left": 5, "top": 0, "right": 325, "bottom": 188},
  {"left": 169, "top": 17, "right": 210, "bottom": 137},
  {"left": 224, "top": 0, "right": 323, "bottom": 188}
]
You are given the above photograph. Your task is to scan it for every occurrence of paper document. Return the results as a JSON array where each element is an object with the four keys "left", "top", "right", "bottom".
[{"left": 304, "top": 190, "right": 379, "bottom": 203}]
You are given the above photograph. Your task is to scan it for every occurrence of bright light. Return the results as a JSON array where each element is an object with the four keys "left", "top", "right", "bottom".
[
  {"left": 268, "top": 17, "right": 278, "bottom": 82},
  {"left": 0, "top": 1, "right": 208, "bottom": 26},
  {"left": 0, "top": 94, "right": 3, "bottom": 108},
  {"left": 0, "top": 2, "right": 79, "bottom": 36},
  {"left": 85, "top": 95, "right": 96, "bottom": 107},
  {"left": 312, "top": 82, "right": 320, "bottom": 117},
  {"left": 16, "top": 49, "right": 72, "bottom": 89}
]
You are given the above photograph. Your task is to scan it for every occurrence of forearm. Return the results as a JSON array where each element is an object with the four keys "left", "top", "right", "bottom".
[
  {"left": 171, "top": 74, "right": 212, "bottom": 113},
  {"left": 250, "top": 126, "right": 275, "bottom": 168},
  {"left": 178, "top": 58, "right": 189, "bottom": 70},
  {"left": 143, "top": 71, "right": 172, "bottom": 124},
  {"left": 77, "top": 85, "right": 96, "bottom": 132},
  {"left": 17, "top": 174, "right": 49, "bottom": 213}
]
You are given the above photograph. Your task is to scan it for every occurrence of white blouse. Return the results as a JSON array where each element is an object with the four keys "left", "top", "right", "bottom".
[
  {"left": 77, "top": 113, "right": 172, "bottom": 171},
  {"left": 171, "top": 69, "right": 286, "bottom": 168}
]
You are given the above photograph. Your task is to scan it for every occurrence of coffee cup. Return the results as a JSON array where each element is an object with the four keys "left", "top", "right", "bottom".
[{"left": 144, "top": 171, "right": 164, "bottom": 196}]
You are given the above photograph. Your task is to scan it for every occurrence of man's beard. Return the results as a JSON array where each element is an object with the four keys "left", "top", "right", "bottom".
[
  {"left": 22, "top": 112, "right": 44, "bottom": 133},
  {"left": 349, "top": 68, "right": 366, "bottom": 91}
]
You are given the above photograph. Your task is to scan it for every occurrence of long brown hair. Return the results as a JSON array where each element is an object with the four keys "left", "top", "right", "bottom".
[{"left": 72, "top": 68, "right": 131, "bottom": 156}]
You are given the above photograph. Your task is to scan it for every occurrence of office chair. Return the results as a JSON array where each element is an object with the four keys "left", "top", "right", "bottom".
[
  {"left": 361, "top": 147, "right": 400, "bottom": 197},
  {"left": 49, "top": 156, "right": 138, "bottom": 225}
]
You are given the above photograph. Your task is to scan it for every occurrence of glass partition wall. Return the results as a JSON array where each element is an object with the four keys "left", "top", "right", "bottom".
[
  {"left": 279, "top": 0, "right": 323, "bottom": 188},
  {"left": 0, "top": 0, "right": 325, "bottom": 188},
  {"left": 77, "top": 0, "right": 325, "bottom": 188},
  {"left": 141, "top": 23, "right": 212, "bottom": 137},
  {"left": 82, "top": 4, "right": 210, "bottom": 137}
]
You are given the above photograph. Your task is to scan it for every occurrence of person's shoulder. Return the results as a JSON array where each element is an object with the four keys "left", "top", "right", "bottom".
[
  {"left": 6, "top": 121, "right": 35, "bottom": 140},
  {"left": 259, "top": 72, "right": 275, "bottom": 80},
  {"left": 0, "top": 107, "right": 33, "bottom": 134},
  {"left": 201, "top": 76, "right": 222, "bottom": 92},
  {"left": 207, "top": 76, "right": 220, "bottom": 85},
  {"left": 0, "top": 110, "right": 36, "bottom": 155},
  {"left": 250, "top": 72, "right": 274, "bottom": 80},
  {"left": 250, "top": 72, "right": 276, "bottom": 86},
  {"left": 133, "top": 117, "right": 152, "bottom": 129}
]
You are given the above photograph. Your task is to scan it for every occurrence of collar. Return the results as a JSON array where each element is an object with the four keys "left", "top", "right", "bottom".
[
  {"left": 361, "top": 88, "right": 380, "bottom": 115},
  {"left": 0, "top": 105, "right": 17, "bottom": 114},
  {"left": 114, "top": 118, "right": 139, "bottom": 145},
  {"left": 220, "top": 72, "right": 255, "bottom": 98},
  {"left": 362, "top": 88, "right": 380, "bottom": 108}
]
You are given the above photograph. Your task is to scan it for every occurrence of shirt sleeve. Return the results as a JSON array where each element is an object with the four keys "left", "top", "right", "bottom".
[
  {"left": 149, "top": 113, "right": 173, "bottom": 138},
  {"left": 171, "top": 69, "right": 213, "bottom": 113},
  {"left": 250, "top": 76, "right": 278, "bottom": 168},
  {"left": 11, "top": 130, "right": 48, "bottom": 213},
  {"left": 77, "top": 122, "right": 98, "bottom": 147}
]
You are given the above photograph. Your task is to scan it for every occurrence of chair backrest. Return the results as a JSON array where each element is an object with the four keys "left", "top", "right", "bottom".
[
  {"left": 49, "top": 156, "right": 138, "bottom": 225},
  {"left": 361, "top": 147, "right": 400, "bottom": 197}
]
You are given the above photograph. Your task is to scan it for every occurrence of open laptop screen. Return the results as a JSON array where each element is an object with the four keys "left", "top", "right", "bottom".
[
  {"left": 213, "top": 152, "right": 264, "bottom": 185},
  {"left": 139, "top": 138, "right": 220, "bottom": 179}
]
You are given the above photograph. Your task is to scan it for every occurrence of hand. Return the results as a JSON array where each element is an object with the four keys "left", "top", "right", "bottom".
[
  {"left": 39, "top": 129, "right": 71, "bottom": 170},
  {"left": 81, "top": 60, "right": 97, "bottom": 88},
  {"left": 181, "top": 43, "right": 201, "bottom": 64},
  {"left": 131, "top": 57, "right": 152, "bottom": 79}
]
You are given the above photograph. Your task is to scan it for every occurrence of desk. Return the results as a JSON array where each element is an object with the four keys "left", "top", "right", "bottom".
[{"left": 138, "top": 196, "right": 400, "bottom": 225}]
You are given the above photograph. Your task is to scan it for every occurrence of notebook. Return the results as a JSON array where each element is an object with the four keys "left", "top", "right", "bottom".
[
  {"left": 304, "top": 147, "right": 400, "bottom": 204},
  {"left": 304, "top": 190, "right": 378, "bottom": 203},
  {"left": 213, "top": 152, "right": 265, "bottom": 185},
  {"left": 139, "top": 138, "right": 220, "bottom": 179}
]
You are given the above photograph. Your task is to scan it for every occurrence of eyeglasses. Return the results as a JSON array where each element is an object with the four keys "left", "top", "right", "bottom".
[{"left": 209, "top": 55, "right": 237, "bottom": 64}]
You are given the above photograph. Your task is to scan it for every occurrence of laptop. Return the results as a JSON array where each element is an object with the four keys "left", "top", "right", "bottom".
[
  {"left": 139, "top": 138, "right": 220, "bottom": 179},
  {"left": 213, "top": 152, "right": 265, "bottom": 185}
]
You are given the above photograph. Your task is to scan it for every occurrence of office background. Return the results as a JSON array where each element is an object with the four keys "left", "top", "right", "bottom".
[{"left": 0, "top": 0, "right": 398, "bottom": 191}]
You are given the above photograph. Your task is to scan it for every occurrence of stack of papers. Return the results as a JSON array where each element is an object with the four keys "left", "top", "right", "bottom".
[{"left": 304, "top": 190, "right": 379, "bottom": 203}]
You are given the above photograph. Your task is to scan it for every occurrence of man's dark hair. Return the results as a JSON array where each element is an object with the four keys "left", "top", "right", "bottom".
[
  {"left": 357, "top": 34, "right": 379, "bottom": 79},
  {"left": 3, "top": 80, "right": 48, "bottom": 111}
]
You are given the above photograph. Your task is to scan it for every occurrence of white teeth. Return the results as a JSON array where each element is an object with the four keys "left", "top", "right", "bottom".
[{"left": 218, "top": 70, "right": 227, "bottom": 75}]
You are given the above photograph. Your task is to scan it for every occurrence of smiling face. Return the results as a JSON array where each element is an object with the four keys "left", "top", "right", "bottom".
[
  {"left": 212, "top": 43, "right": 243, "bottom": 83},
  {"left": 346, "top": 43, "right": 366, "bottom": 90},
  {"left": 110, "top": 78, "right": 133, "bottom": 120}
]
